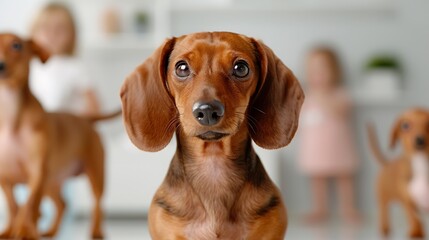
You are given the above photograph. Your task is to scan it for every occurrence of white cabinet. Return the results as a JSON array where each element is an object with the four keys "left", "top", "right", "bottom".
[{"left": 71, "top": 127, "right": 175, "bottom": 215}]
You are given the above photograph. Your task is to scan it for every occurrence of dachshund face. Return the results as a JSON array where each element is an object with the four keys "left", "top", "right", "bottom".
[
  {"left": 0, "top": 33, "right": 49, "bottom": 88},
  {"left": 391, "top": 109, "right": 429, "bottom": 154},
  {"left": 121, "top": 32, "right": 304, "bottom": 152},
  {"left": 166, "top": 34, "right": 260, "bottom": 141}
]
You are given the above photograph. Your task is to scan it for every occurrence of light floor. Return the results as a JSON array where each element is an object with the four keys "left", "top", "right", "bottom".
[{"left": 52, "top": 215, "right": 425, "bottom": 240}]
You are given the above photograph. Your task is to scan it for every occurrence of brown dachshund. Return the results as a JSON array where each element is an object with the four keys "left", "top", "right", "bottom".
[
  {"left": 121, "top": 32, "right": 304, "bottom": 239},
  {"left": 368, "top": 108, "right": 429, "bottom": 238},
  {"left": 0, "top": 33, "right": 119, "bottom": 239}
]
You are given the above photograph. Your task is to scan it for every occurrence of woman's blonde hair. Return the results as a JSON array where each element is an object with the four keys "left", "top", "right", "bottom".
[
  {"left": 308, "top": 46, "right": 343, "bottom": 86},
  {"left": 31, "top": 3, "right": 77, "bottom": 55}
]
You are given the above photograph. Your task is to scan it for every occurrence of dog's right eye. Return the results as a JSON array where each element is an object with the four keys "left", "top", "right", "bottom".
[
  {"left": 175, "top": 61, "right": 191, "bottom": 79},
  {"left": 402, "top": 122, "right": 410, "bottom": 131},
  {"left": 11, "top": 41, "right": 23, "bottom": 51}
]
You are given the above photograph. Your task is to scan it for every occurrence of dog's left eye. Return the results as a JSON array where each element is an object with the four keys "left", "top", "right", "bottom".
[
  {"left": 175, "top": 61, "right": 191, "bottom": 79},
  {"left": 11, "top": 41, "right": 23, "bottom": 51},
  {"left": 233, "top": 60, "right": 249, "bottom": 78}
]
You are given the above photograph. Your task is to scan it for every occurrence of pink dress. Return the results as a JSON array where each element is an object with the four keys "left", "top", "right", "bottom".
[{"left": 298, "top": 88, "right": 358, "bottom": 177}]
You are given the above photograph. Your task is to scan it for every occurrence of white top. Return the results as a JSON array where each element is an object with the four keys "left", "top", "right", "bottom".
[{"left": 30, "top": 56, "right": 92, "bottom": 113}]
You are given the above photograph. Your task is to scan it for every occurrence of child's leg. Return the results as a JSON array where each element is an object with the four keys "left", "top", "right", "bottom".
[
  {"left": 305, "top": 176, "right": 329, "bottom": 223},
  {"left": 337, "top": 175, "right": 361, "bottom": 223}
]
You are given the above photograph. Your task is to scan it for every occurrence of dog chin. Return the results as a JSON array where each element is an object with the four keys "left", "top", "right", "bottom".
[{"left": 197, "top": 131, "right": 229, "bottom": 141}]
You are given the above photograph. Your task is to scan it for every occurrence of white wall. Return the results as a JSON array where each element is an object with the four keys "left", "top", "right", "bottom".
[{"left": 0, "top": 0, "right": 48, "bottom": 36}]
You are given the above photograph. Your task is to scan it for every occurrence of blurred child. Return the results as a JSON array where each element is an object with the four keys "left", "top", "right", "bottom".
[
  {"left": 30, "top": 3, "right": 100, "bottom": 115},
  {"left": 298, "top": 46, "right": 360, "bottom": 223}
]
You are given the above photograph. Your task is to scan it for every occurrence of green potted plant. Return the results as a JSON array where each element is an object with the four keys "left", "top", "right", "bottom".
[
  {"left": 362, "top": 55, "right": 402, "bottom": 100},
  {"left": 366, "top": 56, "right": 402, "bottom": 73},
  {"left": 134, "top": 11, "right": 150, "bottom": 34}
]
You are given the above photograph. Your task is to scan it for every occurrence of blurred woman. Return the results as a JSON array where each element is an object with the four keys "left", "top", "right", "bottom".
[
  {"left": 30, "top": 3, "right": 100, "bottom": 115},
  {"left": 298, "top": 46, "right": 360, "bottom": 224}
]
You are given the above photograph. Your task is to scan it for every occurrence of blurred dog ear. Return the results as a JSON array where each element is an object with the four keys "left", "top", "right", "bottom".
[
  {"left": 389, "top": 118, "right": 402, "bottom": 149},
  {"left": 120, "top": 38, "right": 177, "bottom": 152},
  {"left": 249, "top": 39, "right": 304, "bottom": 149},
  {"left": 28, "top": 40, "right": 49, "bottom": 63}
]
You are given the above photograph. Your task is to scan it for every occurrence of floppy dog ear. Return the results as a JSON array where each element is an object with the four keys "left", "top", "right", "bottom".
[
  {"left": 28, "top": 40, "right": 49, "bottom": 63},
  {"left": 389, "top": 119, "right": 401, "bottom": 149},
  {"left": 120, "top": 38, "right": 177, "bottom": 152},
  {"left": 249, "top": 40, "right": 305, "bottom": 149}
]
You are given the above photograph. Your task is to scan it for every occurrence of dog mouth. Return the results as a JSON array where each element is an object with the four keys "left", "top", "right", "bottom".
[{"left": 197, "top": 131, "right": 229, "bottom": 141}]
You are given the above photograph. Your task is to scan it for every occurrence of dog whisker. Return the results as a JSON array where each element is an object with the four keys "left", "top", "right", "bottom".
[
  {"left": 232, "top": 112, "right": 257, "bottom": 135},
  {"left": 163, "top": 117, "right": 179, "bottom": 139},
  {"left": 244, "top": 114, "right": 258, "bottom": 135},
  {"left": 252, "top": 107, "right": 266, "bottom": 115},
  {"left": 247, "top": 119, "right": 257, "bottom": 135}
]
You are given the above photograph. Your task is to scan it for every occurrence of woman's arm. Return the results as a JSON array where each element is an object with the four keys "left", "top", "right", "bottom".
[{"left": 82, "top": 89, "right": 101, "bottom": 116}]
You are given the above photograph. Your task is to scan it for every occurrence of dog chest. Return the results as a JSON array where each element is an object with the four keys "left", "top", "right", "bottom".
[
  {"left": 187, "top": 154, "right": 245, "bottom": 214},
  {"left": 183, "top": 154, "right": 249, "bottom": 239},
  {"left": 0, "top": 127, "right": 28, "bottom": 182},
  {"left": 0, "top": 87, "right": 21, "bottom": 122},
  {"left": 184, "top": 219, "right": 247, "bottom": 240},
  {"left": 190, "top": 155, "right": 234, "bottom": 188},
  {"left": 408, "top": 153, "right": 429, "bottom": 211}
]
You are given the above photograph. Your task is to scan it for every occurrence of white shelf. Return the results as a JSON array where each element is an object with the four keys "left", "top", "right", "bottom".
[
  {"left": 171, "top": 2, "right": 395, "bottom": 14},
  {"left": 352, "top": 91, "right": 404, "bottom": 107},
  {"left": 84, "top": 33, "right": 157, "bottom": 51}
]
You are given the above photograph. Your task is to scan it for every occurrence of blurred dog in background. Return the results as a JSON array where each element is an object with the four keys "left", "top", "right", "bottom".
[
  {"left": 368, "top": 108, "right": 429, "bottom": 238},
  {"left": 0, "top": 33, "right": 119, "bottom": 239}
]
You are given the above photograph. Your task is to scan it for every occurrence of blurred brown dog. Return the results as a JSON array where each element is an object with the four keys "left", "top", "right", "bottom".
[
  {"left": 121, "top": 32, "right": 304, "bottom": 239},
  {"left": 0, "top": 33, "right": 119, "bottom": 239},
  {"left": 368, "top": 108, "right": 429, "bottom": 238}
]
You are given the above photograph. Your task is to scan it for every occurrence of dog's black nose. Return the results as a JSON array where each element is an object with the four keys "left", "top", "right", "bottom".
[
  {"left": 0, "top": 62, "right": 5, "bottom": 72},
  {"left": 192, "top": 101, "right": 224, "bottom": 126},
  {"left": 415, "top": 136, "right": 426, "bottom": 148}
]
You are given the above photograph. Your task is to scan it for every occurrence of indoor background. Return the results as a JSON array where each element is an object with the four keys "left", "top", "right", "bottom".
[{"left": 0, "top": 0, "right": 428, "bottom": 239}]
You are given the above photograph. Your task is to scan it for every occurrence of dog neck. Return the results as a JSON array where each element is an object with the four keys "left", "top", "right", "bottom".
[
  {"left": 0, "top": 84, "right": 24, "bottom": 126},
  {"left": 0, "top": 83, "right": 38, "bottom": 128},
  {"left": 169, "top": 123, "right": 269, "bottom": 220}
]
